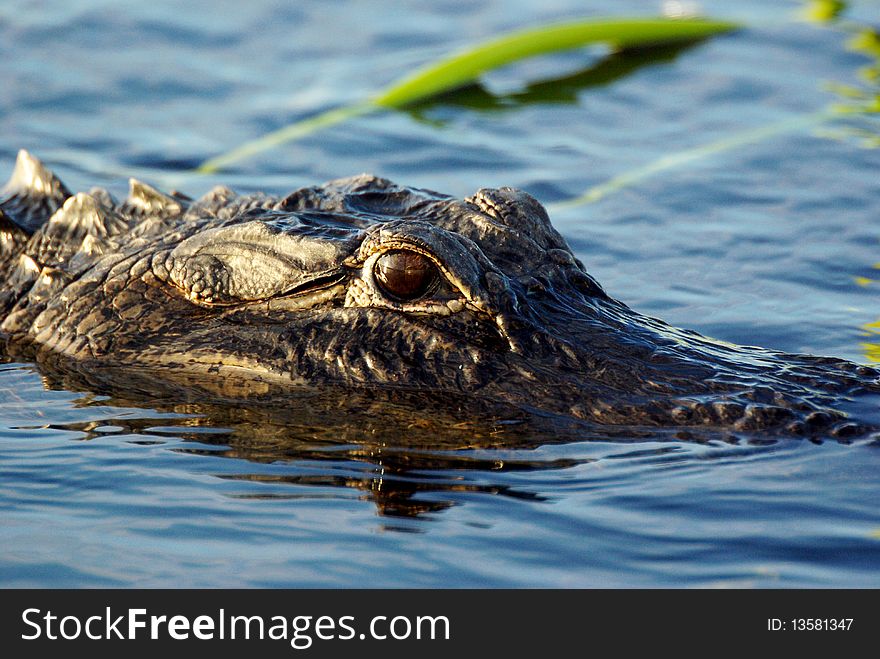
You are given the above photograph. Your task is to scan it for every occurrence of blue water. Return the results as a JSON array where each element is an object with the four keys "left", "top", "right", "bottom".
[{"left": 2, "top": 0, "right": 879, "bottom": 587}]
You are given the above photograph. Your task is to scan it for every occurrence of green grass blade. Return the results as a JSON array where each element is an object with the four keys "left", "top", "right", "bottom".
[
  {"left": 197, "top": 103, "right": 374, "bottom": 174},
  {"left": 373, "top": 18, "right": 739, "bottom": 108},
  {"left": 549, "top": 110, "right": 833, "bottom": 210},
  {"left": 195, "top": 16, "right": 738, "bottom": 173}
]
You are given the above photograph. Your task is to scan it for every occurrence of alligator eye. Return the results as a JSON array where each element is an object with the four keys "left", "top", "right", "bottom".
[{"left": 373, "top": 250, "right": 439, "bottom": 301}]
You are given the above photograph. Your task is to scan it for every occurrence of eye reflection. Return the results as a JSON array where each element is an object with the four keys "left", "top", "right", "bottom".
[{"left": 373, "top": 250, "right": 438, "bottom": 301}]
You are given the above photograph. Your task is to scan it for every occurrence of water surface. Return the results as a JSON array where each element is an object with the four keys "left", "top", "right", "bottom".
[{"left": 1, "top": 0, "right": 879, "bottom": 587}]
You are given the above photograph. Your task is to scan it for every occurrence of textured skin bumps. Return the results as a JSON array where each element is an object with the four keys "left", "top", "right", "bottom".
[{"left": 1, "top": 150, "right": 879, "bottom": 439}]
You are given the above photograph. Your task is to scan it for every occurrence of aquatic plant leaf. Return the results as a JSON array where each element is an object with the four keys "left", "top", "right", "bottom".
[
  {"left": 196, "top": 17, "right": 738, "bottom": 173},
  {"left": 549, "top": 111, "right": 833, "bottom": 210},
  {"left": 799, "top": 0, "right": 848, "bottom": 24},
  {"left": 372, "top": 18, "right": 738, "bottom": 108}
]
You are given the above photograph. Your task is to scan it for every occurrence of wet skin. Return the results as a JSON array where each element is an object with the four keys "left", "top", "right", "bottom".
[{"left": 1, "top": 151, "right": 878, "bottom": 439}]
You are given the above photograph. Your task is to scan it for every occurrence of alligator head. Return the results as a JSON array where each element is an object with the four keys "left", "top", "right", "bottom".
[{"left": 1, "top": 151, "right": 878, "bottom": 439}]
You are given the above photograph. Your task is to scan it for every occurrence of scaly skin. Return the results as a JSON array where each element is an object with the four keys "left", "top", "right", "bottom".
[{"left": 1, "top": 150, "right": 878, "bottom": 439}]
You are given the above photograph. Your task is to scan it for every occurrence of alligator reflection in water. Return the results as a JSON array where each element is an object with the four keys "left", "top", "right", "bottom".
[
  {"left": 26, "top": 362, "right": 649, "bottom": 519},
  {"left": 9, "top": 359, "right": 872, "bottom": 521}
]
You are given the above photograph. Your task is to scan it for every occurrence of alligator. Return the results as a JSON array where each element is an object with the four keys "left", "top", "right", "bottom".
[{"left": 1, "top": 150, "right": 878, "bottom": 440}]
